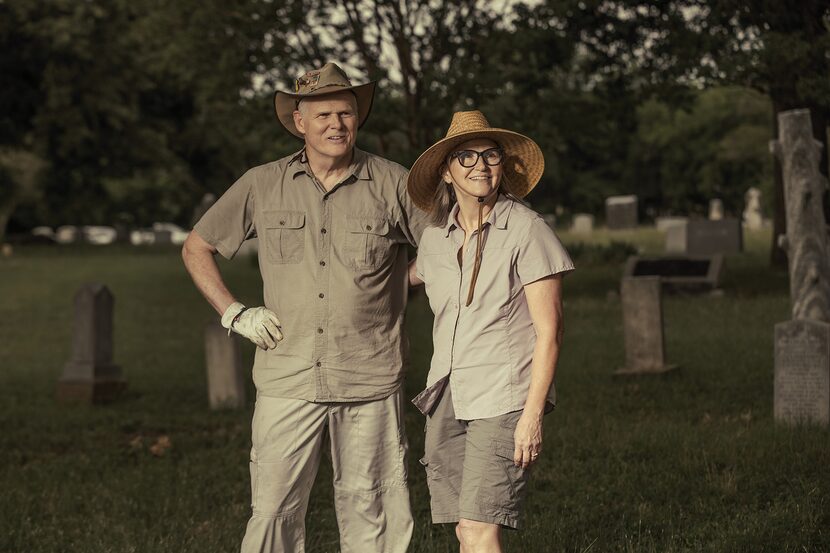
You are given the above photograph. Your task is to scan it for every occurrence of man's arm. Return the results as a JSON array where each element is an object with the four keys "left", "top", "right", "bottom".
[
  {"left": 182, "top": 231, "right": 283, "bottom": 349},
  {"left": 181, "top": 230, "right": 236, "bottom": 316}
]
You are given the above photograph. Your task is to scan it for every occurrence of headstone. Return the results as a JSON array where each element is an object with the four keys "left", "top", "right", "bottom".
[
  {"left": 153, "top": 229, "right": 173, "bottom": 245},
  {"left": 616, "top": 276, "right": 675, "bottom": 375},
  {"left": 743, "top": 187, "right": 763, "bottom": 230},
  {"left": 686, "top": 219, "right": 743, "bottom": 255},
  {"left": 774, "top": 320, "right": 829, "bottom": 425},
  {"left": 771, "top": 109, "right": 830, "bottom": 427},
  {"left": 665, "top": 224, "right": 688, "bottom": 254},
  {"left": 57, "top": 283, "right": 126, "bottom": 403},
  {"left": 55, "top": 225, "right": 80, "bottom": 244},
  {"left": 541, "top": 213, "right": 556, "bottom": 229},
  {"left": 655, "top": 216, "right": 688, "bottom": 233},
  {"left": 708, "top": 199, "right": 724, "bottom": 220},
  {"left": 605, "top": 195, "right": 638, "bottom": 230},
  {"left": 1, "top": 243, "right": 12, "bottom": 257},
  {"left": 571, "top": 213, "right": 594, "bottom": 234},
  {"left": 82, "top": 226, "right": 117, "bottom": 245},
  {"left": 31, "top": 226, "right": 54, "bottom": 239},
  {"left": 624, "top": 255, "right": 724, "bottom": 292},
  {"left": 205, "top": 321, "right": 246, "bottom": 409},
  {"left": 130, "top": 229, "right": 155, "bottom": 245}
]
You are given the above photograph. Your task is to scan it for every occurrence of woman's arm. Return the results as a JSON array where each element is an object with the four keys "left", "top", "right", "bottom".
[{"left": 513, "top": 273, "right": 564, "bottom": 469}]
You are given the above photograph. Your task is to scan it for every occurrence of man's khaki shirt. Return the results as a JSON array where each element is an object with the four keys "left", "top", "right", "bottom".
[
  {"left": 194, "top": 148, "right": 429, "bottom": 402},
  {"left": 415, "top": 195, "right": 574, "bottom": 420}
]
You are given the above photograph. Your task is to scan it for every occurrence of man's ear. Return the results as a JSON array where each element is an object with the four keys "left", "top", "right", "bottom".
[{"left": 293, "top": 110, "right": 305, "bottom": 135}]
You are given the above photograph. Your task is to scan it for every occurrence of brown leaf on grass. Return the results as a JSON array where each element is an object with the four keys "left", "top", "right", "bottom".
[
  {"left": 128, "top": 436, "right": 144, "bottom": 451},
  {"left": 149, "top": 435, "right": 172, "bottom": 457}
]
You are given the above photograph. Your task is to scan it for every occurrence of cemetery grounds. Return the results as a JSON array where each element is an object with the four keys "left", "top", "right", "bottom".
[{"left": 0, "top": 228, "right": 828, "bottom": 553}]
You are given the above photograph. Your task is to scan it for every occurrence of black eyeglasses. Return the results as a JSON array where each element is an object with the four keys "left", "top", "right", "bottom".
[{"left": 449, "top": 147, "right": 504, "bottom": 168}]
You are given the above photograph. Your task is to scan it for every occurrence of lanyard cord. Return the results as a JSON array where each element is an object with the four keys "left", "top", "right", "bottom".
[{"left": 465, "top": 197, "right": 485, "bottom": 306}]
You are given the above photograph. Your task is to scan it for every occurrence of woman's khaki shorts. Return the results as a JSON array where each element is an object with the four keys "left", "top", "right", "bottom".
[{"left": 419, "top": 382, "right": 529, "bottom": 529}]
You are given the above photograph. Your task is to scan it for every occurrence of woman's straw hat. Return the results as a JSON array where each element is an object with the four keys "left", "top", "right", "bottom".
[
  {"left": 274, "top": 62, "right": 376, "bottom": 139},
  {"left": 407, "top": 111, "right": 544, "bottom": 211}
]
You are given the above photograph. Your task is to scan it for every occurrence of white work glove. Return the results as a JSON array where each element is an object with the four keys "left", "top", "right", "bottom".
[{"left": 221, "top": 302, "right": 283, "bottom": 350}]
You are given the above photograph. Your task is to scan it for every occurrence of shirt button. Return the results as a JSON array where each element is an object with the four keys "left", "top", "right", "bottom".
[
  {"left": 318, "top": 293, "right": 325, "bottom": 299},
  {"left": 320, "top": 261, "right": 326, "bottom": 266},
  {"left": 365, "top": 224, "right": 372, "bottom": 231},
  {"left": 279, "top": 220, "right": 285, "bottom": 226},
  {"left": 321, "top": 228, "right": 327, "bottom": 234},
  {"left": 316, "top": 361, "right": 322, "bottom": 367},
  {"left": 317, "top": 328, "right": 324, "bottom": 334}
]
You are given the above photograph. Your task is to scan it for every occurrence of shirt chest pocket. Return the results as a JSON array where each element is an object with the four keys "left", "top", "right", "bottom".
[
  {"left": 345, "top": 216, "right": 392, "bottom": 271},
  {"left": 263, "top": 210, "right": 305, "bottom": 264}
]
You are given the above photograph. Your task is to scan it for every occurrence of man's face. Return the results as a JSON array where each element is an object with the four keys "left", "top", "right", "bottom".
[{"left": 293, "top": 91, "right": 358, "bottom": 163}]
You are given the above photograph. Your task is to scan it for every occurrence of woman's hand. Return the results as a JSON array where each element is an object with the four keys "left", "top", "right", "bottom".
[{"left": 513, "top": 411, "right": 543, "bottom": 469}]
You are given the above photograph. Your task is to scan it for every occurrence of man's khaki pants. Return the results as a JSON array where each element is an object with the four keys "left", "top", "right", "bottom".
[{"left": 240, "top": 390, "right": 413, "bottom": 553}]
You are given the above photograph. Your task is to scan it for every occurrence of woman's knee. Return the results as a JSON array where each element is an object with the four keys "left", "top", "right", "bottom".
[{"left": 455, "top": 518, "right": 499, "bottom": 549}]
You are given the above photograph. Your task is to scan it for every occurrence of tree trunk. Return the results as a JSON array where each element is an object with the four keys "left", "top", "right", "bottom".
[
  {"left": 0, "top": 200, "right": 15, "bottom": 245},
  {"left": 773, "top": 108, "right": 830, "bottom": 322}
]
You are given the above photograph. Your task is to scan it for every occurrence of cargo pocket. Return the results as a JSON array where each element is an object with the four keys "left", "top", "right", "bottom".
[
  {"left": 264, "top": 210, "right": 305, "bottom": 264},
  {"left": 345, "top": 216, "right": 391, "bottom": 270},
  {"left": 477, "top": 441, "right": 524, "bottom": 510}
]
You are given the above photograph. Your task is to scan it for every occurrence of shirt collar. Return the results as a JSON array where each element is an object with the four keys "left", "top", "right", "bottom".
[
  {"left": 443, "top": 193, "right": 513, "bottom": 237},
  {"left": 290, "top": 148, "right": 371, "bottom": 182}
]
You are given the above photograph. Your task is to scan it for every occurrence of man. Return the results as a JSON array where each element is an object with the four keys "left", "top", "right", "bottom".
[{"left": 182, "top": 62, "right": 429, "bottom": 553}]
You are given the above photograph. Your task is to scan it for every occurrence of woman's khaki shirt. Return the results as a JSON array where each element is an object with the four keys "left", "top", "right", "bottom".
[{"left": 415, "top": 195, "right": 574, "bottom": 420}]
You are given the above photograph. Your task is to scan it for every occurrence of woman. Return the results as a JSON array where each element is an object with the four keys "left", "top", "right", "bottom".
[{"left": 407, "top": 110, "right": 573, "bottom": 552}]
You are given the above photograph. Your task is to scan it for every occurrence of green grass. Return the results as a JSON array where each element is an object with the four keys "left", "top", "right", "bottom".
[{"left": 1, "top": 229, "right": 828, "bottom": 552}]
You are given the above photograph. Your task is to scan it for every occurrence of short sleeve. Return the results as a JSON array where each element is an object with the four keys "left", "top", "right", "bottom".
[
  {"left": 395, "top": 170, "right": 432, "bottom": 247},
  {"left": 516, "top": 218, "right": 574, "bottom": 285},
  {"left": 193, "top": 169, "right": 257, "bottom": 260},
  {"left": 415, "top": 246, "right": 425, "bottom": 281}
]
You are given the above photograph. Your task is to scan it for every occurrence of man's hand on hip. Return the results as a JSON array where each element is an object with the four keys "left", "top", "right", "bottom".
[{"left": 221, "top": 302, "right": 283, "bottom": 350}]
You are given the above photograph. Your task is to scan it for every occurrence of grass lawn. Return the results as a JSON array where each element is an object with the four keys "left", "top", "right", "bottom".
[{"left": 1, "top": 228, "right": 828, "bottom": 552}]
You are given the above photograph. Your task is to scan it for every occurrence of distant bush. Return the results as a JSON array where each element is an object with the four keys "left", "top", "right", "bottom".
[{"left": 567, "top": 240, "right": 638, "bottom": 264}]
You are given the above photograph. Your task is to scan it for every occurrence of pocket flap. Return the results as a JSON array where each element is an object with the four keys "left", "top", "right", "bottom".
[
  {"left": 264, "top": 210, "right": 305, "bottom": 229},
  {"left": 347, "top": 217, "right": 389, "bottom": 235}
]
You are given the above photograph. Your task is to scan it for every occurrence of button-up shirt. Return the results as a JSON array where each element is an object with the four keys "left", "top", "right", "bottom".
[
  {"left": 194, "top": 148, "right": 430, "bottom": 402},
  {"left": 415, "top": 194, "right": 574, "bottom": 420}
]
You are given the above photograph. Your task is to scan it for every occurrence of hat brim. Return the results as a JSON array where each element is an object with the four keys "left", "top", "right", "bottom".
[
  {"left": 274, "top": 81, "right": 376, "bottom": 139},
  {"left": 407, "top": 129, "right": 545, "bottom": 212}
]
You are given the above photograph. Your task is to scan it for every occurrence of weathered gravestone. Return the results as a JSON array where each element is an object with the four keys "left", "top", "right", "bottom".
[
  {"left": 616, "top": 276, "right": 675, "bottom": 375},
  {"left": 743, "top": 187, "right": 764, "bottom": 230},
  {"left": 205, "top": 321, "right": 246, "bottom": 409},
  {"left": 685, "top": 219, "right": 743, "bottom": 255},
  {"left": 771, "top": 109, "right": 830, "bottom": 426},
  {"left": 57, "top": 283, "right": 126, "bottom": 403},
  {"left": 571, "top": 213, "right": 594, "bottom": 234},
  {"left": 708, "top": 199, "right": 724, "bottom": 220},
  {"left": 605, "top": 195, "right": 638, "bottom": 230},
  {"left": 624, "top": 254, "right": 723, "bottom": 291},
  {"left": 774, "top": 320, "right": 830, "bottom": 425},
  {"left": 655, "top": 216, "right": 688, "bottom": 233}
]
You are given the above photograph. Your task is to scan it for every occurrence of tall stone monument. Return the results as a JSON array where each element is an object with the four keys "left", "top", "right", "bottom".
[
  {"left": 708, "top": 199, "right": 724, "bottom": 220},
  {"left": 57, "top": 283, "right": 126, "bottom": 403},
  {"left": 616, "top": 276, "right": 675, "bottom": 375},
  {"left": 771, "top": 109, "right": 830, "bottom": 426},
  {"left": 743, "top": 187, "right": 764, "bottom": 230},
  {"left": 205, "top": 320, "right": 246, "bottom": 409}
]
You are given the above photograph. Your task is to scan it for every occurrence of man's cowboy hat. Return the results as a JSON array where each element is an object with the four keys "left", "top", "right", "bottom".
[
  {"left": 274, "top": 62, "right": 376, "bottom": 139},
  {"left": 407, "top": 111, "right": 544, "bottom": 211}
]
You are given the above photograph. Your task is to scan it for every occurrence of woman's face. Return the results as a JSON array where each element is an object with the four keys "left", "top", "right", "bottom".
[{"left": 443, "top": 138, "right": 503, "bottom": 202}]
